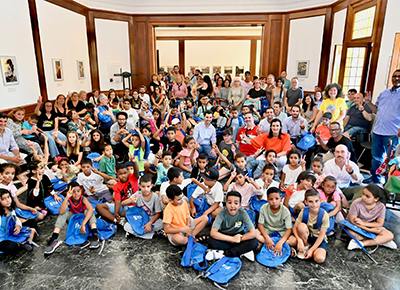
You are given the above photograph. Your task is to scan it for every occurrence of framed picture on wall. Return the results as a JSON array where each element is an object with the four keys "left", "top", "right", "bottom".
[
  {"left": 212, "top": 66, "right": 221, "bottom": 75},
  {"left": 296, "top": 60, "right": 309, "bottom": 78},
  {"left": 52, "top": 58, "right": 63, "bottom": 81},
  {"left": 0, "top": 56, "right": 19, "bottom": 86},
  {"left": 77, "top": 60, "right": 85, "bottom": 80},
  {"left": 201, "top": 66, "right": 210, "bottom": 75},
  {"left": 235, "top": 66, "right": 244, "bottom": 76},
  {"left": 224, "top": 66, "right": 233, "bottom": 75}
]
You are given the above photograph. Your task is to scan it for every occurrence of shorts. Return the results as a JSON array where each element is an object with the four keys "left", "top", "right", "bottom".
[
  {"left": 308, "top": 234, "right": 328, "bottom": 253},
  {"left": 168, "top": 218, "right": 195, "bottom": 247},
  {"left": 106, "top": 203, "right": 131, "bottom": 215}
]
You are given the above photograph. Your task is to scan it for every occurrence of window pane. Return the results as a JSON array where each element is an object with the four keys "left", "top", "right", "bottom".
[
  {"left": 331, "top": 45, "right": 342, "bottom": 83},
  {"left": 352, "top": 6, "right": 376, "bottom": 39},
  {"left": 343, "top": 47, "right": 366, "bottom": 94}
]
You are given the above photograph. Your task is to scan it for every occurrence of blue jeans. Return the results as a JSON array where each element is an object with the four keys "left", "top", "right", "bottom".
[
  {"left": 246, "top": 156, "right": 266, "bottom": 179},
  {"left": 198, "top": 144, "right": 217, "bottom": 160},
  {"left": 344, "top": 125, "right": 367, "bottom": 137},
  {"left": 384, "top": 209, "right": 400, "bottom": 247},
  {"left": 44, "top": 130, "right": 67, "bottom": 158},
  {"left": 371, "top": 133, "right": 399, "bottom": 181}
]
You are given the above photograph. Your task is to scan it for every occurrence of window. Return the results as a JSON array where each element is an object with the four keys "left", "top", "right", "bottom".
[
  {"left": 331, "top": 45, "right": 342, "bottom": 83},
  {"left": 342, "top": 47, "right": 366, "bottom": 93},
  {"left": 352, "top": 6, "right": 376, "bottom": 40}
]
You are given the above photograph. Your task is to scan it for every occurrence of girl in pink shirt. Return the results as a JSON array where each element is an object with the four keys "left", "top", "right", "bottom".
[
  {"left": 178, "top": 136, "right": 199, "bottom": 178},
  {"left": 317, "top": 176, "right": 341, "bottom": 218}
]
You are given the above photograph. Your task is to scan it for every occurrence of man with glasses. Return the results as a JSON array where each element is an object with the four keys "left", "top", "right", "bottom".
[
  {"left": 363, "top": 69, "right": 400, "bottom": 184},
  {"left": 316, "top": 122, "right": 358, "bottom": 164},
  {"left": 110, "top": 112, "right": 135, "bottom": 161}
]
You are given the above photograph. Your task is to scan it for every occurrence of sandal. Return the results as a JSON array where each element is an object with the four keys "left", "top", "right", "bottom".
[
  {"left": 195, "top": 235, "right": 210, "bottom": 243},
  {"left": 154, "top": 230, "right": 167, "bottom": 239},
  {"left": 290, "top": 247, "right": 297, "bottom": 257}
]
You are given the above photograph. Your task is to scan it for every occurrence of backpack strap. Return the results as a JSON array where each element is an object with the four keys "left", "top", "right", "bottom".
[
  {"left": 183, "top": 236, "right": 194, "bottom": 266},
  {"left": 193, "top": 256, "right": 208, "bottom": 271},
  {"left": 316, "top": 208, "right": 325, "bottom": 229},
  {"left": 302, "top": 207, "right": 325, "bottom": 229},
  {"left": 302, "top": 207, "right": 309, "bottom": 224},
  {"left": 206, "top": 256, "right": 229, "bottom": 275}
]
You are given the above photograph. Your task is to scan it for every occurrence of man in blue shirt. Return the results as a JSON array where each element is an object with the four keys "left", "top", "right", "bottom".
[
  {"left": 193, "top": 110, "right": 217, "bottom": 160},
  {"left": 0, "top": 113, "right": 25, "bottom": 165},
  {"left": 364, "top": 69, "right": 400, "bottom": 184}
]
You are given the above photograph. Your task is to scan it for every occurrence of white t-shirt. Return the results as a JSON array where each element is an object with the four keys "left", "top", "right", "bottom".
[
  {"left": 160, "top": 178, "right": 192, "bottom": 197},
  {"left": 191, "top": 181, "right": 224, "bottom": 206},
  {"left": 122, "top": 108, "right": 139, "bottom": 128},
  {"left": 256, "top": 178, "right": 280, "bottom": 201},
  {"left": 287, "top": 184, "right": 306, "bottom": 208},
  {"left": 140, "top": 94, "right": 151, "bottom": 106},
  {"left": 77, "top": 172, "right": 109, "bottom": 196},
  {"left": 282, "top": 165, "right": 303, "bottom": 187}
]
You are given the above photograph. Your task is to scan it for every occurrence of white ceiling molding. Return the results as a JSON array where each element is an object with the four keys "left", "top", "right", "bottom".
[{"left": 73, "top": 0, "right": 338, "bottom": 14}]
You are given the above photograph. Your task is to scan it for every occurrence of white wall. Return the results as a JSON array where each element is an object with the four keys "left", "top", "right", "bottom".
[
  {"left": 156, "top": 41, "right": 179, "bottom": 70},
  {"left": 287, "top": 16, "right": 325, "bottom": 91},
  {"left": 373, "top": 0, "right": 400, "bottom": 100},
  {"left": 327, "top": 8, "right": 347, "bottom": 84},
  {"left": 37, "top": 0, "right": 91, "bottom": 100},
  {"left": 184, "top": 40, "right": 251, "bottom": 77},
  {"left": 0, "top": 0, "right": 40, "bottom": 109},
  {"left": 95, "top": 19, "right": 130, "bottom": 91}
]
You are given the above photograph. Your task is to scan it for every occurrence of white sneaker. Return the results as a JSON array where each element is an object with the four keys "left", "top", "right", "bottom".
[
  {"left": 119, "top": 217, "right": 127, "bottom": 227},
  {"left": 240, "top": 250, "right": 255, "bottom": 262},
  {"left": 381, "top": 240, "right": 398, "bottom": 249},
  {"left": 347, "top": 239, "right": 363, "bottom": 250},
  {"left": 206, "top": 250, "right": 224, "bottom": 261}
]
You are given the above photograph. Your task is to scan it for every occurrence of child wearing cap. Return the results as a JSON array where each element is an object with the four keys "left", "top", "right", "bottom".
[
  {"left": 171, "top": 118, "right": 185, "bottom": 144},
  {"left": 139, "top": 100, "right": 153, "bottom": 126},
  {"left": 189, "top": 168, "right": 224, "bottom": 219}
]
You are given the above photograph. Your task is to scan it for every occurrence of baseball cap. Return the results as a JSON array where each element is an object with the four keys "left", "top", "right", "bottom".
[
  {"left": 201, "top": 168, "right": 219, "bottom": 181},
  {"left": 171, "top": 118, "right": 180, "bottom": 125}
]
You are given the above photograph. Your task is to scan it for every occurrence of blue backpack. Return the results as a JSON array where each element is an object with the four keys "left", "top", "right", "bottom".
[
  {"left": 250, "top": 196, "right": 268, "bottom": 213},
  {"left": 96, "top": 218, "right": 117, "bottom": 241},
  {"left": 204, "top": 257, "right": 242, "bottom": 285},
  {"left": 129, "top": 131, "right": 151, "bottom": 160},
  {"left": 193, "top": 195, "right": 212, "bottom": 224},
  {"left": 65, "top": 213, "right": 90, "bottom": 246},
  {"left": 186, "top": 183, "right": 198, "bottom": 200},
  {"left": 260, "top": 96, "right": 269, "bottom": 116},
  {"left": 296, "top": 133, "right": 316, "bottom": 151},
  {"left": 89, "top": 198, "right": 107, "bottom": 216},
  {"left": 181, "top": 236, "right": 208, "bottom": 271},
  {"left": 125, "top": 206, "right": 151, "bottom": 236},
  {"left": 338, "top": 220, "right": 377, "bottom": 240},
  {"left": 51, "top": 177, "right": 68, "bottom": 192},
  {"left": 87, "top": 153, "right": 101, "bottom": 170},
  {"left": 302, "top": 205, "right": 335, "bottom": 234},
  {"left": 15, "top": 208, "right": 39, "bottom": 220},
  {"left": 44, "top": 195, "right": 66, "bottom": 215},
  {"left": 5, "top": 214, "right": 32, "bottom": 244},
  {"left": 256, "top": 235, "right": 290, "bottom": 268},
  {"left": 243, "top": 209, "right": 256, "bottom": 233}
]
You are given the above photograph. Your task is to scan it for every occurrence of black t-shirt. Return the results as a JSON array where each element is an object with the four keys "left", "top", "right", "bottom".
[
  {"left": 190, "top": 163, "right": 204, "bottom": 182},
  {"left": 68, "top": 147, "right": 84, "bottom": 164},
  {"left": 286, "top": 88, "right": 303, "bottom": 106},
  {"left": 346, "top": 103, "right": 372, "bottom": 129},
  {"left": 160, "top": 136, "right": 182, "bottom": 159},
  {"left": 247, "top": 88, "right": 266, "bottom": 99},
  {"left": 38, "top": 112, "right": 58, "bottom": 131},
  {"left": 326, "top": 136, "right": 358, "bottom": 164},
  {"left": 67, "top": 100, "right": 86, "bottom": 117}
]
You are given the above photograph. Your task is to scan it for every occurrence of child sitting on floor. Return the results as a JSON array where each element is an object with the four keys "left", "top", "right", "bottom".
[
  {"left": 206, "top": 191, "right": 258, "bottom": 261},
  {"left": 256, "top": 164, "right": 280, "bottom": 201},
  {"left": 153, "top": 151, "right": 173, "bottom": 194},
  {"left": 124, "top": 174, "right": 164, "bottom": 238},
  {"left": 190, "top": 153, "right": 209, "bottom": 183},
  {"left": 256, "top": 187, "right": 297, "bottom": 255},
  {"left": 293, "top": 189, "right": 329, "bottom": 263},
  {"left": 317, "top": 176, "right": 341, "bottom": 218},
  {"left": 56, "top": 158, "right": 79, "bottom": 184},
  {"left": 163, "top": 185, "right": 208, "bottom": 246},
  {"left": 280, "top": 149, "right": 306, "bottom": 191},
  {"left": 44, "top": 182, "right": 99, "bottom": 254},
  {"left": 346, "top": 184, "right": 397, "bottom": 250},
  {"left": 223, "top": 168, "right": 263, "bottom": 210},
  {"left": 177, "top": 136, "right": 199, "bottom": 179}
]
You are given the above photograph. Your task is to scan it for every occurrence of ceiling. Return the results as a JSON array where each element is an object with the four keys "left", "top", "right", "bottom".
[{"left": 73, "top": 0, "right": 338, "bottom": 14}]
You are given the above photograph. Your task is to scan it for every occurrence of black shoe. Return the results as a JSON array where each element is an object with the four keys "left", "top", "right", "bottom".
[
  {"left": 363, "top": 176, "right": 379, "bottom": 184},
  {"left": 22, "top": 242, "right": 33, "bottom": 252},
  {"left": 44, "top": 238, "right": 62, "bottom": 254},
  {"left": 89, "top": 235, "right": 99, "bottom": 249}
]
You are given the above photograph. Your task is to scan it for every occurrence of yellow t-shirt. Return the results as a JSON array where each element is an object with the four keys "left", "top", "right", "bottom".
[
  {"left": 319, "top": 98, "right": 347, "bottom": 126},
  {"left": 163, "top": 200, "right": 190, "bottom": 237}
]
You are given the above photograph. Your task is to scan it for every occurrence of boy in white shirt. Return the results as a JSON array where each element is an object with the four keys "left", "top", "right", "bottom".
[{"left": 122, "top": 99, "right": 139, "bottom": 129}]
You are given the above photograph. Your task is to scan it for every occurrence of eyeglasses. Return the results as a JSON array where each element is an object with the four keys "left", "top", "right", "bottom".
[
  {"left": 117, "top": 118, "right": 126, "bottom": 121},
  {"left": 392, "top": 75, "right": 400, "bottom": 78}
]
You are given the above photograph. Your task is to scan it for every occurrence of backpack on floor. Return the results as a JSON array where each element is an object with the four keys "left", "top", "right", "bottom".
[
  {"left": 193, "top": 195, "right": 212, "bottom": 224},
  {"left": 96, "top": 218, "right": 117, "bottom": 241},
  {"left": 243, "top": 209, "right": 256, "bottom": 233},
  {"left": 65, "top": 213, "right": 90, "bottom": 246},
  {"left": 338, "top": 220, "right": 377, "bottom": 240},
  {"left": 44, "top": 195, "right": 66, "bottom": 215},
  {"left": 50, "top": 177, "right": 69, "bottom": 192},
  {"left": 181, "top": 236, "right": 208, "bottom": 271},
  {"left": 256, "top": 236, "right": 290, "bottom": 268},
  {"left": 5, "top": 214, "right": 32, "bottom": 244},
  {"left": 89, "top": 198, "right": 107, "bottom": 216},
  {"left": 125, "top": 206, "right": 151, "bottom": 236},
  {"left": 249, "top": 196, "right": 268, "bottom": 213},
  {"left": 204, "top": 256, "right": 242, "bottom": 286},
  {"left": 15, "top": 208, "right": 39, "bottom": 220}
]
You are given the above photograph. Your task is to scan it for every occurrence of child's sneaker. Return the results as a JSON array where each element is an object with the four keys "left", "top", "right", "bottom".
[
  {"left": 347, "top": 239, "right": 363, "bottom": 250},
  {"left": 22, "top": 241, "right": 33, "bottom": 252},
  {"left": 119, "top": 217, "right": 127, "bottom": 227},
  {"left": 44, "top": 238, "right": 62, "bottom": 254},
  {"left": 381, "top": 240, "right": 398, "bottom": 249},
  {"left": 240, "top": 250, "right": 255, "bottom": 262},
  {"left": 89, "top": 236, "right": 100, "bottom": 249},
  {"left": 206, "top": 249, "right": 224, "bottom": 261}
]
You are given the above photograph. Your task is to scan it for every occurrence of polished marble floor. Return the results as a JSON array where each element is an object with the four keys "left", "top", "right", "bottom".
[{"left": 1, "top": 212, "right": 400, "bottom": 290}]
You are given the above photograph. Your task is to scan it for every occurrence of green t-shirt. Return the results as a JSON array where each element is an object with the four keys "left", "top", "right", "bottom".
[
  {"left": 99, "top": 155, "right": 116, "bottom": 180},
  {"left": 128, "top": 145, "right": 145, "bottom": 173},
  {"left": 212, "top": 207, "right": 254, "bottom": 236},
  {"left": 258, "top": 204, "right": 292, "bottom": 236},
  {"left": 296, "top": 208, "right": 329, "bottom": 240}
]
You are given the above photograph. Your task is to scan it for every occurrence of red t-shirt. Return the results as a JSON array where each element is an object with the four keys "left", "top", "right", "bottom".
[
  {"left": 113, "top": 174, "right": 138, "bottom": 205},
  {"left": 236, "top": 126, "right": 261, "bottom": 156}
]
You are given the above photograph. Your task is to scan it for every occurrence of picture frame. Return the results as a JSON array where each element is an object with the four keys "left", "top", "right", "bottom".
[
  {"left": 201, "top": 66, "right": 210, "bottom": 75},
  {"left": 235, "top": 66, "right": 244, "bottom": 75},
  {"left": 77, "top": 60, "right": 85, "bottom": 80},
  {"left": 52, "top": 58, "right": 63, "bottom": 81},
  {"left": 296, "top": 60, "right": 309, "bottom": 78},
  {"left": 212, "top": 66, "right": 221, "bottom": 75},
  {"left": 0, "top": 56, "right": 19, "bottom": 86},
  {"left": 224, "top": 66, "right": 233, "bottom": 75}
]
